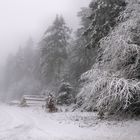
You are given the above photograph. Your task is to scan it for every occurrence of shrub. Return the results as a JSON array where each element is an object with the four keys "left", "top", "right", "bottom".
[
  {"left": 57, "top": 82, "right": 74, "bottom": 105},
  {"left": 96, "top": 77, "right": 140, "bottom": 115}
]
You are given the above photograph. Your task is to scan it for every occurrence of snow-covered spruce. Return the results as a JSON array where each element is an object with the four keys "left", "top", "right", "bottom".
[{"left": 76, "top": 0, "right": 140, "bottom": 116}]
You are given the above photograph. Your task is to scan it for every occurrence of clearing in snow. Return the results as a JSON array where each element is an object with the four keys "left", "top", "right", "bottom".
[{"left": 0, "top": 104, "right": 140, "bottom": 140}]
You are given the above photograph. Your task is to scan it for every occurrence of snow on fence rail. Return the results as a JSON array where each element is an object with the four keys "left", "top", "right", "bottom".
[{"left": 20, "top": 95, "right": 47, "bottom": 107}]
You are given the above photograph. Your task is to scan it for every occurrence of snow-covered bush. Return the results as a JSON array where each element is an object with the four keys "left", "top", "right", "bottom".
[
  {"left": 77, "top": 69, "right": 140, "bottom": 115},
  {"left": 96, "top": 77, "right": 140, "bottom": 115},
  {"left": 57, "top": 82, "right": 74, "bottom": 105},
  {"left": 76, "top": 69, "right": 111, "bottom": 111}
]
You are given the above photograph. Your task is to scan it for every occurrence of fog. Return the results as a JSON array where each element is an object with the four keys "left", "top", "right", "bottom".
[
  {"left": 0, "top": 1, "right": 139, "bottom": 139},
  {"left": 0, "top": 0, "right": 90, "bottom": 66}
]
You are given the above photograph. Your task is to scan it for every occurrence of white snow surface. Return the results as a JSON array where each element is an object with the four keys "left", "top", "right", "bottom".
[{"left": 0, "top": 104, "right": 140, "bottom": 140}]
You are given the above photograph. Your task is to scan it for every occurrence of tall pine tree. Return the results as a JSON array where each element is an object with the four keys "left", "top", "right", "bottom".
[{"left": 40, "top": 15, "right": 71, "bottom": 87}]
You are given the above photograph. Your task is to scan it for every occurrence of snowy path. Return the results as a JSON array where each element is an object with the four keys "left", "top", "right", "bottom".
[
  {"left": 0, "top": 104, "right": 140, "bottom": 140},
  {"left": 0, "top": 104, "right": 96, "bottom": 140}
]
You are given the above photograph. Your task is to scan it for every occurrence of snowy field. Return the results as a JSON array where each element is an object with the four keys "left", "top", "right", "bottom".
[{"left": 0, "top": 104, "right": 140, "bottom": 140}]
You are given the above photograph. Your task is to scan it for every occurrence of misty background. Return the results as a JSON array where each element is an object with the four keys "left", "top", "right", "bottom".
[
  {"left": 0, "top": 0, "right": 90, "bottom": 66},
  {"left": 0, "top": 0, "right": 140, "bottom": 118},
  {"left": 1, "top": 1, "right": 140, "bottom": 139},
  {"left": 0, "top": 0, "right": 93, "bottom": 102}
]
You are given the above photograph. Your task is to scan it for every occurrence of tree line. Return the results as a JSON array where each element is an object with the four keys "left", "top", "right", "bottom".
[{"left": 2, "top": 0, "right": 140, "bottom": 117}]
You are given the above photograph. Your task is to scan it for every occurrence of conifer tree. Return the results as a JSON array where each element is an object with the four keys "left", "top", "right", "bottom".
[
  {"left": 84, "top": 0, "right": 126, "bottom": 48},
  {"left": 40, "top": 15, "right": 71, "bottom": 86}
]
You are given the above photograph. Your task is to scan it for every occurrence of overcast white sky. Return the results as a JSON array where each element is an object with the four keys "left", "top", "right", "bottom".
[{"left": 0, "top": 0, "right": 91, "bottom": 65}]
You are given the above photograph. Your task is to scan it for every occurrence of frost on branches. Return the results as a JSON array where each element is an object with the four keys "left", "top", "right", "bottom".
[{"left": 77, "top": 0, "right": 140, "bottom": 116}]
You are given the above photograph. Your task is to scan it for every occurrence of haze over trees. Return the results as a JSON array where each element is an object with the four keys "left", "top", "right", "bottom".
[
  {"left": 40, "top": 16, "right": 71, "bottom": 90},
  {"left": 1, "top": 0, "right": 140, "bottom": 117}
]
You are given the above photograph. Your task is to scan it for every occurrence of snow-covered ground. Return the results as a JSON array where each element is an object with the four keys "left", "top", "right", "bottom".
[{"left": 0, "top": 104, "right": 140, "bottom": 140}]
